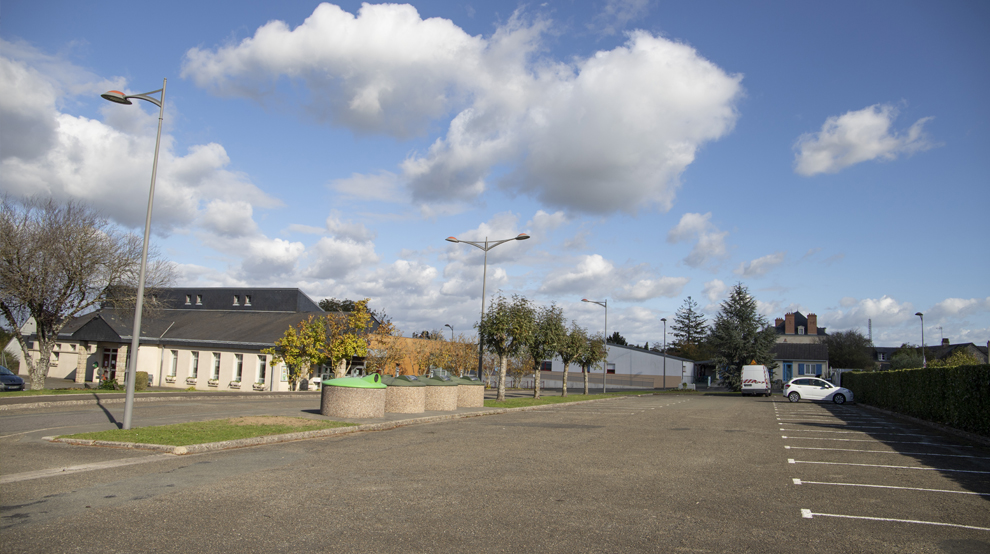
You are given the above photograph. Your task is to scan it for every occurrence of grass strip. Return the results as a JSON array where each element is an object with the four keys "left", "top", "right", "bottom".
[
  {"left": 1, "top": 388, "right": 177, "bottom": 397},
  {"left": 484, "top": 390, "right": 655, "bottom": 409},
  {"left": 58, "top": 416, "right": 357, "bottom": 446}
]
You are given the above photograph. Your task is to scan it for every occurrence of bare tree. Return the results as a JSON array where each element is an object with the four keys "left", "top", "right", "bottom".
[{"left": 0, "top": 197, "right": 173, "bottom": 389}]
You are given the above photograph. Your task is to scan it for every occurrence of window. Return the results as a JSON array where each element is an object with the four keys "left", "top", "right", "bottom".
[
  {"left": 196, "top": 295, "right": 203, "bottom": 305},
  {"left": 798, "top": 326, "right": 805, "bottom": 335},
  {"left": 185, "top": 295, "right": 192, "bottom": 305},
  {"left": 234, "top": 354, "right": 243, "bottom": 381},
  {"left": 190, "top": 352, "right": 199, "bottom": 378},
  {"left": 244, "top": 295, "right": 252, "bottom": 306},
  {"left": 169, "top": 350, "right": 178, "bottom": 377},
  {"left": 540, "top": 361, "right": 553, "bottom": 371},
  {"left": 233, "top": 295, "right": 240, "bottom": 306},
  {"left": 212, "top": 353, "right": 221, "bottom": 379},
  {"left": 52, "top": 352, "right": 60, "bottom": 366},
  {"left": 257, "top": 356, "right": 267, "bottom": 384},
  {"left": 877, "top": 353, "right": 887, "bottom": 361},
  {"left": 606, "top": 363, "right": 616, "bottom": 374}
]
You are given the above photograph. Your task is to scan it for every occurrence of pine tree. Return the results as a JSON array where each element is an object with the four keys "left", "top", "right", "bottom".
[
  {"left": 707, "top": 284, "right": 777, "bottom": 390},
  {"left": 669, "top": 296, "right": 708, "bottom": 359}
]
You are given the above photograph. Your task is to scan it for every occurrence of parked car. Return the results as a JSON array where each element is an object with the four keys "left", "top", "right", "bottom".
[
  {"left": 1, "top": 366, "right": 25, "bottom": 391},
  {"left": 783, "top": 377, "right": 853, "bottom": 404}
]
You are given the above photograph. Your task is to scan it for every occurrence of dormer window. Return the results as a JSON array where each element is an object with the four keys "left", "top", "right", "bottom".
[
  {"left": 798, "top": 326, "right": 805, "bottom": 335},
  {"left": 196, "top": 295, "right": 203, "bottom": 305},
  {"left": 185, "top": 295, "right": 192, "bottom": 305},
  {"left": 244, "top": 295, "right": 252, "bottom": 306},
  {"left": 233, "top": 295, "right": 240, "bottom": 306}
]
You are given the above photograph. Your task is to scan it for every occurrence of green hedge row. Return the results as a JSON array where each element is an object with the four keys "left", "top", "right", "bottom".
[{"left": 843, "top": 364, "right": 990, "bottom": 437}]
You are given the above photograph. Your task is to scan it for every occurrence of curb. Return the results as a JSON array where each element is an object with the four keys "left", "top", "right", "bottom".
[
  {"left": 0, "top": 393, "right": 302, "bottom": 411},
  {"left": 44, "top": 395, "right": 635, "bottom": 454}
]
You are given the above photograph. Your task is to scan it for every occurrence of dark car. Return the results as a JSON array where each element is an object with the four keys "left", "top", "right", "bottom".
[{"left": 1, "top": 366, "right": 25, "bottom": 391}]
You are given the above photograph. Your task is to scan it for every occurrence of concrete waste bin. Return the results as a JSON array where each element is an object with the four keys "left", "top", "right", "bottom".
[
  {"left": 450, "top": 374, "right": 485, "bottom": 408},
  {"left": 382, "top": 375, "right": 426, "bottom": 413},
  {"left": 321, "top": 374, "right": 386, "bottom": 418},
  {"left": 421, "top": 374, "right": 459, "bottom": 411}
]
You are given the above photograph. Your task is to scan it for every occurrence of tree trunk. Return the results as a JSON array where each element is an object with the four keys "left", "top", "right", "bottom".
[
  {"left": 29, "top": 338, "right": 54, "bottom": 390},
  {"left": 532, "top": 361, "right": 541, "bottom": 399},
  {"left": 583, "top": 366, "right": 589, "bottom": 395},
  {"left": 560, "top": 366, "right": 568, "bottom": 396},
  {"left": 497, "top": 354, "right": 507, "bottom": 402}
]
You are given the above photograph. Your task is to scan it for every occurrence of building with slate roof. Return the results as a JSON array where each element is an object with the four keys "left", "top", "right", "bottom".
[
  {"left": 772, "top": 342, "right": 829, "bottom": 382},
  {"left": 774, "top": 311, "right": 827, "bottom": 344},
  {"left": 10, "top": 288, "right": 334, "bottom": 391}
]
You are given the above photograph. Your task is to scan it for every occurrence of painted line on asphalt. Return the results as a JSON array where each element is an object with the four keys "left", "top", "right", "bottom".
[
  {"left": 793, "top": 478, "right": 990, "bottom": 496},
  {"left": 782, "top": 436, "right": 959, "bottom": 446},
  {"left": 788, "top": 458, "right": 990, "bottom": 474},
  {"left": 0, "top": 453, "right": 180, "bottom": 484},
  {"left": 784, "top": 445, "right": 986, "bottom": 459},
  {"left": 780, "top": 428, "right": 934, "bottom": 437},
  {"left": 776, "top": 423, "right": 898, "bottom": 429},
  {"left": 800, "top": 509, "right": 990, "bottom": 531}
]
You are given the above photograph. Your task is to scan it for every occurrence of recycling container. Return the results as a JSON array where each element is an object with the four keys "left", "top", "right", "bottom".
[
  {"left": 450, "top": 374, "right": 485, "bottom": 408},
  {"left": 383, "top": 374, "right": 426, "bottom": 413},
  {"left": 421, "top": 374, "right": 459, "bottom": 411},
  {"left": 321, "top": 374, "right": 387, "bottom": 418}
]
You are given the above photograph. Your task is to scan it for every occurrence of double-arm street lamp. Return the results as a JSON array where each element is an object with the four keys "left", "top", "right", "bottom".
[
  {"left": 582, "top": 298, "right": 608, "bottom": 393},
  {"left": 915, "top": 312, "right": 926, "bottom": 368},
  {"left": 446, "top": 233, "right": 530, "bottom": 379},
  {"left": 101, "top": 79, "right": 167, "bottom": 430}
]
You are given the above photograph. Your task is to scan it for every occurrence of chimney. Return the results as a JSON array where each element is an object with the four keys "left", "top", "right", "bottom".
[
  {"left": 785, "top": 313, "right": 795, "bottom": 335},
  {"left": 807, "top": 314, "right": 818, "bottom": 336},
  {"left": 942, "top": 338, "right": 950, "bottom": 346},
  {"left": 775, "top": 318, "right": 784, "bottom": 328}
]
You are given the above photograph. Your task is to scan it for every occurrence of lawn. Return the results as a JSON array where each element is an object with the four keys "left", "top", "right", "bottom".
[
  {"left": 484, "top": 390, "right": 672, "bottom": 409},
  {"left": 58, "top": 416, "right": 357, "bottom": 446}
]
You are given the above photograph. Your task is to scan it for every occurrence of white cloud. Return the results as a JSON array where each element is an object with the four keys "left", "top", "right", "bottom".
[
  {"left": 734, "top": 251, "right": 786, "bottom": 278},
  {"left": 591, "top": 0, "right": 651, "bottom": 36},
  {"left": 702, "top": 279, "right": 727, "bottom": 304},
  {"left": 823, "top": 295, "right": 915, "bottom": 331},
  {"left": 927, "top": 297, "right": 990, "bottom": 321},
  {"left": 325, "top": 213, "right": 376, "bottom": 243},
  {"left": 181, "top": 4, "right": 743, "bottom": 215},
  {"left": 239, "top": 237, "right": 306, "bottom": 279},
  {"left": 667, "top": 212, "right": 729, "bottom": 268},
  {"left": 794, "top": 103, "right": 934, "bottom": 176},
  {"left": 539, "top": 254, "right": 614, "bottom": 295},
  {"left": 615, "top": 276, "right": 689, "bottom": 301},
  {"left": 201, "top": 200, "right": 258, "bottom": 238},
  {"left": 330, "top": 171, "right": 404, "bottom": 202},
  {"left": 305, "top": 236, "right": 380, "bottom": 280},
  {"left": 527, "top": 210, "right": 568, "bottom": 235}
]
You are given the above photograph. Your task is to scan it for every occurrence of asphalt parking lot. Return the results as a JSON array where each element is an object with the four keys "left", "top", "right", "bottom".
[{"left": 1, "top": 393, "right": 987, "bottom": 553}]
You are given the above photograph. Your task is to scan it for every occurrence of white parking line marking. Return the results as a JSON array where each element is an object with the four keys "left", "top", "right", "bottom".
[
  {"left": 788, "top": 458, "right": 990, "bottom": 474},
  {"left": 784, "top": 445, "right": 986, "bottom": 459},
  {"left": 782, "top": 436, "right": 957, "bottom": 446},
  {"left": 780, "top": 428, "right": 935, "bottom": 437},
  {"left": 793, "top": 478, "right": 990, "bottom": 496},
  {"left": 0, "top": 453, "right": 179, "bottom": 484},
  {"left": 799, "top": 509, "right": 990, "bottom": 531}
]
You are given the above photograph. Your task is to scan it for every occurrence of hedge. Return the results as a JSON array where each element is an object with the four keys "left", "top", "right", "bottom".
[{"left": 842, "top": 364, "right": 990, "bottom": 437}]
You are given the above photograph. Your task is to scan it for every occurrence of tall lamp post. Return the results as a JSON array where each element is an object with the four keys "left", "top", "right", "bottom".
[
  {"left": 101, "top": 79, "right": 167, "bottom": 430},
  {"left": 660, "top": 317, "right": 667, "bottom": 390},
  {"left": 446, "top": 233, "right": 530, "bottom": 379},
  {"left": 582, "top": 298, "right": 608, "bottom": 393},
  {"left": 915, "top": 312, "right": 926, "bottom": 368},
  {"left": 444, "top": 323, "right": 454, "bottom": 341}
]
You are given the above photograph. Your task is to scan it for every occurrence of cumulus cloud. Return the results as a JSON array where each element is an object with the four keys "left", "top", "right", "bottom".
[
  {"left": 734, "top": 251, "right": 786, "bottom": 278},
  {"left": 927, "top": 297, "right": 990, "bottom": 321},
  {"left": 540, "top": 254, "right": 614, "bottom": 295},
  {"left": 823, "top": 295, "right": 916, "bottom": 330},
  {"left": 239, "top": 237, "right": 306, "bottom": 279},
  {"left": 0, "top": 47, "right": 280, "bottom": 234},
  {"left": 794, "top": 103, "right": 934, "bottom": 176},
  {"left": 667, "top": 212, "right": 729, "bottom": 268},
  {"left": 330, "top": 170, "right": 404, "bottom": 202},
  {"left": 181, "top": 3, "right": 743, "bottom": 215},
  {"left": 201, "top": 200, "right": 258, "bottom": 237},
  {"left": 702, "top": 279, "right": 727, "bottom": 304},
  {"left": 615, "top": 276, "right": 689, "bottom": 301},
  {"left": 305, "top": 236, "right": 380, "bottom": 280}
]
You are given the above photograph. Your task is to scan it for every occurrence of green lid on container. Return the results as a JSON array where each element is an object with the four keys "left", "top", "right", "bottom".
[
  {"left": 421, "top": 374, "right": 458, "bottom": 386},
  {"left": 382, "top": 375, "right": 426, "bottom": 387},
  {"left": 323, "top": 374, "right": 387, "bottom": 388}
]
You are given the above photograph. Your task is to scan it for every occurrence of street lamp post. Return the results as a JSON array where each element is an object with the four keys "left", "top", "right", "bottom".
[
  {"left": 444, "top": 324, "right": 454, "bottom": 341},
  {"left": 582, "top": 298, "right": 608, "bottom": 393},
  {"left": 661, "top": 317, "right": 667, "bottom": 390},
  {"left": 445, "top": 233, "right": 530, "bottom": 380},
  {"left": 920, "top": 316, "right": 926, "bottom": 367},
  {"left": 101, "top": 79, "right": 167, "bottom": 431}
]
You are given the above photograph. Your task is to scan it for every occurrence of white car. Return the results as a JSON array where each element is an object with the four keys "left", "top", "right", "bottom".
[{"left": 783, "top": 377, "right": 853, "bottom": 405}]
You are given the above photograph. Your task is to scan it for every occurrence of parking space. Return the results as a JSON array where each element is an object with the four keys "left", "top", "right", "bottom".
[{"left": 773, "top": 398, "right": 990, "bottom": 536}]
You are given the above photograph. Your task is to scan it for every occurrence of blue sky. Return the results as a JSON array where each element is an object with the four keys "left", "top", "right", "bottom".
[{"left": 2, "top": 0, "right": 988, "bottom": 348}]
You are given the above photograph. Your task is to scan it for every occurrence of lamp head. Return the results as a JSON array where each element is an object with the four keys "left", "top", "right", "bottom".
[
  {"left": 445, "top": 236, "right": 459, "bottom": 243},
  {"left": 661, "top": 318, "right": 666, "bottom": 322},
  {"left": 515, "top": 233, "right": 530, "bottom": 240},
  {"left": 101, "top": 90, "right": 132, "bottom": 105},
  {"left": 915, "top": 312, "right": 924, "bottom": 317}
]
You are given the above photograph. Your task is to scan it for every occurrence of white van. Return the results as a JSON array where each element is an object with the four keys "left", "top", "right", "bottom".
[{"left": 741, "top": 364, "right": 771, "bottom": 397}]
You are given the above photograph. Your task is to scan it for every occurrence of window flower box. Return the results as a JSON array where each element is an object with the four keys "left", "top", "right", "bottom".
[
  {"left": 165, "top": 376, "right": 176, "bottom": 384},
  {"left": 208, "top": 379, "right": 219, "bottom": 387},
  {"left": 229, "top": 381, "right": 241, "bottom": 389},
  {"left": 252, "top": 382, "right": 266, "bottom": 391},
  {"left": 186, "top": 377, "right": 198, "bottom": 385}
]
